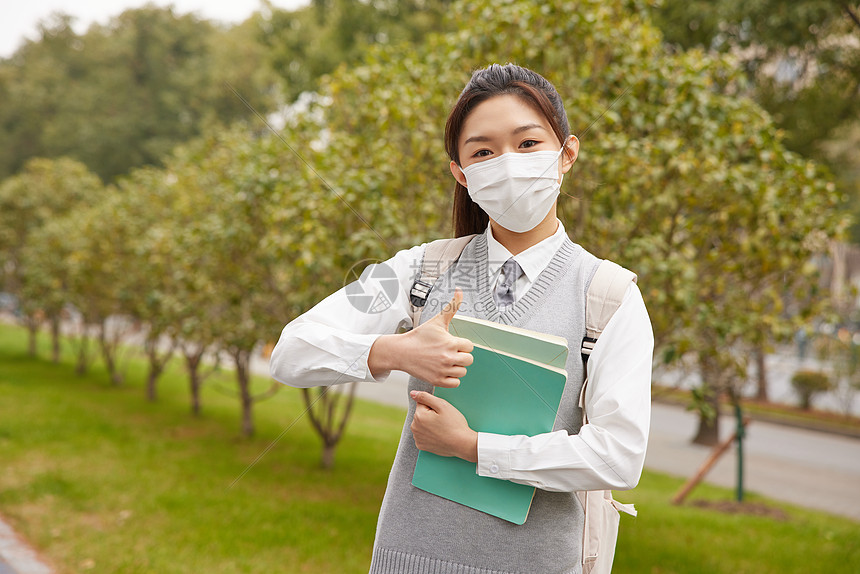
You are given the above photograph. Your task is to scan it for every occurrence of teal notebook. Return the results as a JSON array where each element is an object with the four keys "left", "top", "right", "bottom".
[{"left": 411, "top": 319, "right": 569, "bottom": 525}]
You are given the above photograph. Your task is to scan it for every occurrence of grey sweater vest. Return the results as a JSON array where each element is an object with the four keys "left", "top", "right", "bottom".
[{"left": 369, "top": 233, "right": 600, "bottom": 574}]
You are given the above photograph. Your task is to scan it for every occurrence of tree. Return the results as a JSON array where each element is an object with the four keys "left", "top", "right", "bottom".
[
  {"left": 0, "top": 157, "right": 103, "bottom": 357},
  {"left": 111, "top": 167, "right": 185, "bottom": 400},
  {"left": 0, "top": 7, "right": 277, "bottom": 183},
  {"left": 791, "top": 370, "right": 833, "bottom": 410},
  {"left": 0, "top": 15, "right": 78, "bottom": 180},
  {"left": 260, "top": 0, "right": 454, "bottom": 102},
  {"left": 653, "top": 1, "right": 860, "bottom": 156},
  {"left": 59, "top": 191, "right": 139, "bottom": 385},
  {"left": 19, "top": 220, "right": 75, "bottom": 363},
  {"left": 652, "top": 1, "right": 860, "bottom": 239},
  {"left": 159, "top": 128, "right": 294, "bottom": 436}
]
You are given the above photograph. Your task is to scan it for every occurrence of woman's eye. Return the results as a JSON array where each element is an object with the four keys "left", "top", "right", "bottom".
[
  {"left": 520, "top": 140, "right": 539, "bottom": 149},
  {"left": 473, "top": 149, "right": 493, "bottom": 158}
]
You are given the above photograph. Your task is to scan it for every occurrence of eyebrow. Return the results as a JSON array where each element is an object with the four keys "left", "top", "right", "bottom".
[
  {"left": 463, "top": 123, "right": 548, "bottom": 145},
  {"left": 513, "top": 123, "right": 546, "bottom": 134}
]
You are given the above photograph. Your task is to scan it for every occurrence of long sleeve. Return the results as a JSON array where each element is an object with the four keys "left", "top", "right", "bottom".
[
  {"left": 269, "top": 243, "right": 425, "bottom": 388},
  {"left": 475, "top": 282, "right": 653, "bottom": 492}
]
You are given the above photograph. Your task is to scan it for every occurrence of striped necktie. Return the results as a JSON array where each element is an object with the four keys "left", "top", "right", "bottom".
[{"left": 493, "top": 258, "right": 523, "bottom": 310}]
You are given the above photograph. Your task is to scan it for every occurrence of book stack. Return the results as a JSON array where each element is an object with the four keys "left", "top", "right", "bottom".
[{"left": 411, "top": 315, "right": 569, "bottom": 525}]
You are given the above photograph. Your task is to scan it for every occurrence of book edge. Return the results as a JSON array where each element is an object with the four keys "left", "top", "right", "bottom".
[
  {"left": 471, "top": 343, "right": 568, "bottom": 377},
  {"left": 450, "top": 314, "right": 568, "bottom": 348}
]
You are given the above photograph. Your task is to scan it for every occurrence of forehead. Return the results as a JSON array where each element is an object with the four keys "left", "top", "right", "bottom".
[{"left": 460, "top": 94, "right": 553, "bottom": 141}]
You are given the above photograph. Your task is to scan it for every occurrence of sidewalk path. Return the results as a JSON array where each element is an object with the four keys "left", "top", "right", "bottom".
[
  {"left": 315, "top": 367, "right": 860, "bottom": 522},
  {"left": 0, "top": 516, "right": 52, "bottom": 574}
]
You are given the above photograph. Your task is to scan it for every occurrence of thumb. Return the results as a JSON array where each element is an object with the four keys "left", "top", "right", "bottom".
[
  {"left": 438, "top": 288, "right": 463, "bottom": 328},
  {"left": 410, "top": 390, "right": 446, "bottom": 412}
]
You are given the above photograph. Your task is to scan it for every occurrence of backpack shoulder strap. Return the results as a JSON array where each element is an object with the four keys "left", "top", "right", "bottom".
[
  {"left": 580, "top": 259, "right": 637, "bottom": 362},
  {"left": 579, "top": 259, "right": 637, "bottom": 417},
  {"left": 408, "top": 235, "right": 476, "bottom": 328}
]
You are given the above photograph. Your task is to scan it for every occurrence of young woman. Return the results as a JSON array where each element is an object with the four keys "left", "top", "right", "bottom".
[{"left": 270, "top": 63, "right": 653, "bottom": 574}]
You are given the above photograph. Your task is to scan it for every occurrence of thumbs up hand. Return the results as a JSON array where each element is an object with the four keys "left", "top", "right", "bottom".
[
  {"left": 369, "top": 288, "right": 474, "bottom": 388},
  {"left": 403, "top": 288, "right": 475, "bottom": 388},
  {"left": 437, "top": 287, "right": 465, "bottom": 330}
]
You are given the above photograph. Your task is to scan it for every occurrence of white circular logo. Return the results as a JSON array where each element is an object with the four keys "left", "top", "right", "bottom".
[{"left": 344, "top": 260, "right": 399, "bottom": 314}]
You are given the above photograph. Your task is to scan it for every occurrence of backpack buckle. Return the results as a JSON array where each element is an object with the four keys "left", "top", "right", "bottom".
[
  {"left": 410, "top": 279, "right": 433, "bottom": 307},
  {"left": 581, "top": 336, "right": 598, "bottom": 362}
]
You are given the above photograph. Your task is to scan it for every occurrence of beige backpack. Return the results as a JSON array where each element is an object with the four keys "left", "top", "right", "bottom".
[
  {"left": 577, "top": 259, "right": 638, "bottom": 574},
  {"left": 409, "top": 236, "right": 638, "bottom": 574}
]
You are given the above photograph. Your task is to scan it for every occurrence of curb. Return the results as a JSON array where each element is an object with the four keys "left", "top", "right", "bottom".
[{"left": 0, "top": 516, "right": 53, "bottom": 574}]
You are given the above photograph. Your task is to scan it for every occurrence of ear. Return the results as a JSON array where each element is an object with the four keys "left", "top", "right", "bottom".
[
  {"left": 450, "top": 160, "right": 468, "bottom": 188},
  {"left": 560, "top": 135, "right": 579, "bottom": 175}
]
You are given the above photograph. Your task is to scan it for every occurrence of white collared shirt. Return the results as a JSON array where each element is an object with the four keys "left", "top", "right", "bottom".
[
  {"left": 486, "top": 219, "right": 568, "bottom": 305},
  {"left": 270, "top": 226, "right": 653, "bottom": 492}
]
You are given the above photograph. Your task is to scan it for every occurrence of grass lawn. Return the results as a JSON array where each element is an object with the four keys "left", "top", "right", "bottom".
[{"left": 1, "top": 322, "right": 858, "bottom": 573}]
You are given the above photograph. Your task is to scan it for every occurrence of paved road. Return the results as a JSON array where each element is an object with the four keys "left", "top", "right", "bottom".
[
  {"left": 348, "top": 370, "right": 860, "bottom": 522},
  {"left": 646, "top": 402, "right": 860, "bottom": 520}
]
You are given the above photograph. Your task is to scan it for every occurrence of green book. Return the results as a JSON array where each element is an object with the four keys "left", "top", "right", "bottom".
[{"left": 411, "top": 317, "right": 569, "bottom": 525}]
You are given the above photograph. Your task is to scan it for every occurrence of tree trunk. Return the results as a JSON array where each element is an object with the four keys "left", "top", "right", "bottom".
[
  {"left": 302, "top": 383, "right": 358, "bottom": 469},
  {"left": 27, "top": 320, "right": 38, "bottom": 357},
  {"left": 75, "top": 333, "right": 90, "bottom": 375},
  {"left": 183, "top": 346, "right": 206, "bottom": 416},
  {"left": 321, "top": 443, "right": 336, "bottom": 470},
  {"left": 146, "top": 369, "right": 158, "bottom": 402},
  {"left": 145, "top": 339, "right": 158, "bottom": 401},
  {"left": 754, "top": 345, "right": 768, "bottom": 402},
  {"left": 235, "top": 349, "right": 254, "bottom": 438},
  {"left": 144, "top": 335, "right": 171, "bottom": 402},
  {"left": 98, "top": 320, "right": 124, "bottom": 385},
  {"left": 693, "top": 393, "right": 721, "bottom": 446},
  {"left": 50, "top": 316, "right": 61, "bottom": 363},
  {"left": 693, "top": 358, "right": 722, "bottom": 446},
  {"left": 190, "top": 370, "right": 202, "bottom": 416},
  {"left": 188, "top": 357, "right": 202, "bottom": 416}
]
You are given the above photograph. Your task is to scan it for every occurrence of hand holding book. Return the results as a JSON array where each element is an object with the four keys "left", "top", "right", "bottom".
[
  {"left": 411, "top": 315, "right": 570, "bottom": 524},
  {"left": 410, "top": 389, "right": 478, "bottom": 463}
]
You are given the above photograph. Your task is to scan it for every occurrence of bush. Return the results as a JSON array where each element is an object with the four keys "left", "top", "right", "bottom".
[{"left": 791, "top": 370, "right": 833, "bottom": 410}]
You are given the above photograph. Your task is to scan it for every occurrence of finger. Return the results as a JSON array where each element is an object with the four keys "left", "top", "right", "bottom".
[
  {"left": 455, "top": 350, "right": 474, "bottom": 367},
  {"left": 449, "top": 366, "right": 467, "bottom": 379},
  {"left": 413, "top": 398, "right": 431, "bottom": 410},
  {"left": 435, "top": 377, "right": 460, "bottom": 389},
  {"left": 411, "top": 390, "right": 448, "bottom": 411},
  {"left": 439, "top": 288, "right": 463, "bottom": 328},
  {"left": 453, "top": 336, "right": 474, "bottom": 353},
  {"left": 413, "top": 402, "right": 432, "bottom": 417}
]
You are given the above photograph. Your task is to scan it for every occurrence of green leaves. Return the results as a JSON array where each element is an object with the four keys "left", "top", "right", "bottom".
[{"left": 0, "top": 6, "right": 277, "bottom": 183}]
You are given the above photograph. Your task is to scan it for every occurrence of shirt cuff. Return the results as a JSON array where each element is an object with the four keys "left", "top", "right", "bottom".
[
  {"left": 355, "top": 333, "right": 392, "bottom": 383},
  {"left": 476, "top": 432, "right": 514, "bottom": 479}
]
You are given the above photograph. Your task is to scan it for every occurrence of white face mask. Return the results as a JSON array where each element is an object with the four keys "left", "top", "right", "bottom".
[{"left": 461, "top": 145, "right": 565, "bottom": 233}]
